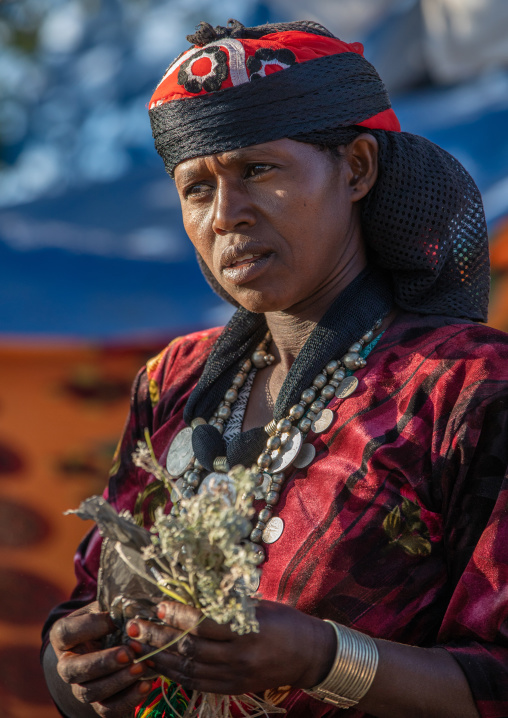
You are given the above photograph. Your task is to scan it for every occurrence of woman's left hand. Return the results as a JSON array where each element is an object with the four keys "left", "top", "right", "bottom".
[{"left": 126, "top": 599, "right": 335, "bottom": 696}]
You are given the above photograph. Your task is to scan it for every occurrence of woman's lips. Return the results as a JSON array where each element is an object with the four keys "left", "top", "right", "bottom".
[
  {"left": 222, "top": 252, "right": 273, "bottom": 285},
  {"left": 228, "top": 252, "right": 262, "bottom": 267}
]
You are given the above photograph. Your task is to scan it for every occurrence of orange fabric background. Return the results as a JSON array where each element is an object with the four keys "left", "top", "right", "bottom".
[
  {"left": 0, "top": 340, "right": 167, "bottom": 717},
  {"left": 488, "top": 220, "right": 508, "bottom": 332}
]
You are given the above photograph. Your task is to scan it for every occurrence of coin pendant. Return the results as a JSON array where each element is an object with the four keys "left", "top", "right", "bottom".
[
  {"left": 198, "top": 471, "right": 236, "bottom": 504},
  {"left": 311, "top": 408, "right": 334, "bottom": 434},
  {"left": 270, "top": 427, "right": 303, "bottom": 472},
  {"left": 254, "top": 472, "right": 271, "bottom": 500},
  {"left": 166, "top": 427, "right": 193, "bottom": 477},
  {"left": 237, "top": 546, "right": 263, "bottom": 591},
  {"left": 251, "top": 541, "right": 265, "bottom": 564},
  {"left": 262, "top": 516, "right": 284, "bottom": 544},
  {"left": 335, "top": 375, "right": 359, "bottom": 399},
  {"left": 293, "top": 442, "right": 316, "bottom": 469},
  {"left": 248, "top": 573, "right": 261, "bottom": 594}
]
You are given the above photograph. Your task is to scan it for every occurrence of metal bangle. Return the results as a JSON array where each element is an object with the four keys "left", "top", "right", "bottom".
[{"left": 304, "top": 621, "right": 379, "bottom": 709}]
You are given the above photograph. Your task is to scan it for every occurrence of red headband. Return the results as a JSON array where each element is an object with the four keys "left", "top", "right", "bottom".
[{"left": 149, "top": 31, "right": 400, "bottom": 133}]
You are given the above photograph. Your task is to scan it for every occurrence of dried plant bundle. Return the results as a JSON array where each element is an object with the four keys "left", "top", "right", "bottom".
[{"left": 67, "top": 437, "right": 285, "bottom": 717}]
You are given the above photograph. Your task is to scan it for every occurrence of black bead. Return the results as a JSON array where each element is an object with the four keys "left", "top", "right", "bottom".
[
  {"left": 227, "top": 426, "right": 267, "bottom": 468},
  {"left": 191, "top": 424, "right": 227, "bottom": 473}
]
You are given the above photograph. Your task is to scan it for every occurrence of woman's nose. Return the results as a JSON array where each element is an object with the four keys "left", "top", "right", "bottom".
[{"left": 212, "top": 180, "right": 256, "bottom": 235}]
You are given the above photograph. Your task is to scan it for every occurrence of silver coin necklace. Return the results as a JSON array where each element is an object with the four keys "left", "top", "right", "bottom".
[{"left": 166, "top": 317, "right": 384, "bottom": 555}]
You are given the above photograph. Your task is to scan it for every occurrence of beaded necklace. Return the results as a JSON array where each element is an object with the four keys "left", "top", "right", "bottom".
[{"left": 166, "top": 316, "right": 385, "bottom": 555}]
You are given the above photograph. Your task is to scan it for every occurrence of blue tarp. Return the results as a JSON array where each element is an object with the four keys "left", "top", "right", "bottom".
[
  {"left": 2, "top": 3, "right": 508, "bottom": 338},
  {"left": 0, "top": 167, "right": 231, "bottom": 339}
]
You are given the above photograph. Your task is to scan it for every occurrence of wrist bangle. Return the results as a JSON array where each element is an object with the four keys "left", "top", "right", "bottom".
[{"left": 304, "top": 621, "right": 379, "bottom": 709}]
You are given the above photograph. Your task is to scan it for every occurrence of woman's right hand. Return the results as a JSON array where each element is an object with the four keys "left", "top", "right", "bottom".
[{"left": 48, "top": 601, "right": 153, "bottom": 717}]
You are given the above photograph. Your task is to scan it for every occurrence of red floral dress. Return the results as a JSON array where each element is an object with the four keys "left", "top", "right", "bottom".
[{"left": 43, "top": 312, "right": 508, "bottom": 717}]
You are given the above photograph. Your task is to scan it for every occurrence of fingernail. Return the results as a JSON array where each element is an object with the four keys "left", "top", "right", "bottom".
[
  {"left": 138, "top": 681, "right": 152, "bottom": 695},
  {"left": 129, "top": 640, "right": 143, "bottom": 655},
  {"left": 127, "top": 621, "right": 140, "bottom": 638},
  {"left": 157, "top": 604, "right": 166, "bottom": 619},
  {"left": 129, "top": 663, "right": 144, "bottom": 676},
  {"left": 146, "top": 659, "right": 155, "bottom": 668},
  {"left": 117, "top": 648, "right": 130, "bottom": 664}
]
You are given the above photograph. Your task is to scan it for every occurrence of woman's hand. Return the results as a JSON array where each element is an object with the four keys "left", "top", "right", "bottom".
[
  {"left": 47, "top": 601, "right": 153, "bottom": 717},
  {"left": 126, "top": 599, "right": 335, "bottom": 696},
  {"left": 125, "top": 600, "right": 480, "bottom": 718}
]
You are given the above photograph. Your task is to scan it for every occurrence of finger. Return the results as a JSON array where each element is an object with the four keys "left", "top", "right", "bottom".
[
  {"left": 127, "top": 619, "right": 235, "bottom": 662},
  {"left": 71, "top": 600, "right": 101, "bottom": 616},
  {"left": 127, "top": 619, "right": 181, "bottom": 652},
  {"left": 138, "top": 648, "right": 243, "bottom": 696},
  {"left": 133, "top": 651, "right": 238, "bottom": 693},
  {"left": 72, "top": 664, "right": 150, "bottom": 705},
  {"left": 129, "top": 625, "right": 236, "bottom": 667},
  {"left": 156, "top": 602, "right": 235, "bottom": 641},
  {"left": 58, "top": 645, "right": 135, "bottom": 684},
  {"left": 51, "top": 611, "right": 115, "bottom": 652},
  {"left": 129, "top": 641, "right": 257, "bottom": 697},
  {"left": 90, "top": 681, "right": 153, "bottom": 717}
]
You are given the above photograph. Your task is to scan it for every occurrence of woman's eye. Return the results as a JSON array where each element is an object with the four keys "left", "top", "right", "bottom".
[
  {"left": 184, "top": 182, "right": 210, "bottom": 198},
  {"left": 244, "top": 163, "right": 273, "bottom": 178}
]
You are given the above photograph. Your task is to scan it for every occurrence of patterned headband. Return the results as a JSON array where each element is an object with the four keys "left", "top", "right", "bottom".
[{"left": 148, "top": 30, "right": 400, "bottom": 175}]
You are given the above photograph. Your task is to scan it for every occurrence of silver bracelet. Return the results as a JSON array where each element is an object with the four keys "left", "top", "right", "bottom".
[{"left": 304, "top": 621, "right": 379, "bottom": 709}]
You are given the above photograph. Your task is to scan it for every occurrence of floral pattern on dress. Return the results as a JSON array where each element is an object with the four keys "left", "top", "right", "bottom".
[
  {"left": 383, "top": 498, "right": 432, "bottom": 556},
  {"left": 148, "top": 378, "right": 160, "bottom": 407}
]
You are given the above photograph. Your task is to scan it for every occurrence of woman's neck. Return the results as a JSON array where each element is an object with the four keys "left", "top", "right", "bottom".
[
  {"left": 241, "top": 265, "right": 397, "bottom": 430},
  {"left": 264, "top": 259, "right": 368, "bottom": 373},
  {"left": 261, "top": 273, "right": 397, "bottom": 409},
  {"left": 264, "top": 313, "right": 317, "bottom": 374}
]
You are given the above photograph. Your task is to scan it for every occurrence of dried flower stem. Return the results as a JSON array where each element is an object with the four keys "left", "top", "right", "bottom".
[{"left": 133, "top": 616, "right": 205, "bottom": 664}]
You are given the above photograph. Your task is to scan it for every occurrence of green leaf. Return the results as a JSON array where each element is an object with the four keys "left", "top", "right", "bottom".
[
  {"left": 397, "top": 534, "right": 432, "bottom": 557},
  {"left": 383, "top": 505, "right": 402, "bottom": 541},
  {"left": 134, "top": 480, "right": 168, "bottom": 526},
  {"left": 401, "top": 496, "right": 420, "bottom": 517},
  {"left": 401, "top": 498, "right": 432, "bottom": 539}
]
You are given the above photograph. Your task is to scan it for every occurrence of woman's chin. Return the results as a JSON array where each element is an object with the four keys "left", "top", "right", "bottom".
[{"left": 228, "top": 287, "right": 292, "bottom": 315}]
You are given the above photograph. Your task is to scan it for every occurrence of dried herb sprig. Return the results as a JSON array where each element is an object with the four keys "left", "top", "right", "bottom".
[
  {"left": 133, "top": 429, "right": 176, "bottom": 492},
  {"left": 68, "top": 439, "right": 282, "bottom": 716},
  {"left": 145, "top": 463, "right": 262, "bottom": 634}
]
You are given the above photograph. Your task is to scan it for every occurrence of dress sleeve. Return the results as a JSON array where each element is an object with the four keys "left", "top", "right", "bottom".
[
  {"left": 41, "top": 366, "right": 154, "bottom": 647},
  {"left": 437, "top": 393, "right": 508, "bottom": 718}
]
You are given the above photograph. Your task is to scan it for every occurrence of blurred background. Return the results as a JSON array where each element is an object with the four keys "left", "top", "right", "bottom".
[{"left": 1, "top": 0, "right": 508, "bottom": 715}]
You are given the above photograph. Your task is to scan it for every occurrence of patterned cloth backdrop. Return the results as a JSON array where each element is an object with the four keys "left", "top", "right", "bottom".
[{"left": 0, "top": 339, "right": 168, "bottom": 717}]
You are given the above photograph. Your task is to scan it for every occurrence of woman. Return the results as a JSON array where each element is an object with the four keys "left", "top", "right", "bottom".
[{"left": 42, "top": 19, "right": 508, "bottom": 718}]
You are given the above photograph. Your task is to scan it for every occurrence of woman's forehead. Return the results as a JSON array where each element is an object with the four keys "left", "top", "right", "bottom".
[{"left": 174, "top": 139, "right": 304, "bottom": 178}]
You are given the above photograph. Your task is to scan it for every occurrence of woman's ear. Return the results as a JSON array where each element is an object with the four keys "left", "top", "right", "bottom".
[{"left": 344, "top": 133, "right": 379, "bottom": 202}]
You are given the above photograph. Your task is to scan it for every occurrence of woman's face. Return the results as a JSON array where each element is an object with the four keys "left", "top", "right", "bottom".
[{"left": 174, "top": 137, "right": 369, "bottom": 314}]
